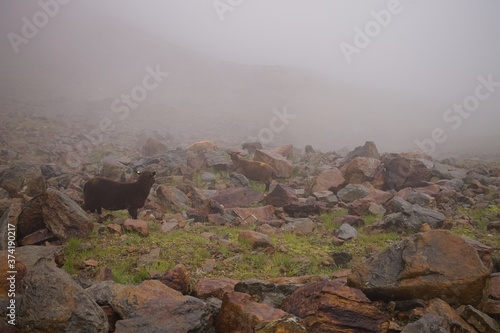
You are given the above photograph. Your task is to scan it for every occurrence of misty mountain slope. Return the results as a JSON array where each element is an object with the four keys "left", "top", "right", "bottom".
[{"left": 0, "top": 2, "right": 449, "bottom": 152}]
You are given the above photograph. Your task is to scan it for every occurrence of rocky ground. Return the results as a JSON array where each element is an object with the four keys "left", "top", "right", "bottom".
[{"left": 1, "top": 111, "right": 500, "bottom": 332}]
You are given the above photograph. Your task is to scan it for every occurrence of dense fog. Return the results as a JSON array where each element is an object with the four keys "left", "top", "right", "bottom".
[{"left": 1, "top": 0, "right": 499, "bottom": 156}]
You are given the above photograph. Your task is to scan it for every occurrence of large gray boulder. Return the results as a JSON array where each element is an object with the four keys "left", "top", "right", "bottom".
[
  {"left": 343, "top": 141, "right": 381, "bottom": 163},
  {"left": 17, "top": 188, "right": 93, "bottom": 244},
  {"left": 383, "top": 154, "right": 433, "bottom": 190},
  {"left": 337, "top": 184, "right": 370, "bottom": 203},
  {"left": 18, "top": 263, "right": 108, "bottom": 333}
]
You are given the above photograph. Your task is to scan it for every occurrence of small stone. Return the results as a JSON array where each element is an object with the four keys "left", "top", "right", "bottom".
[
  {"left": 238, "top": 230, "right": 275, "bottom": 251},
  {"left": 202, "top": 259, "right": 216, "bottom": 273},
  {"left": 107, "top": 223, "right": 122, "bottom": 234},
  {"left": 123, "top": 219, "right": 149, "bottom": 236},
  {"left": 337, "top": 223, "right": 358, "bottom": 240},
  {"left": 84, "top": 259, "right": 98, "bottom": 267},
  {"left": 160, "top": 221, "right": 178, "bottom": 233}
]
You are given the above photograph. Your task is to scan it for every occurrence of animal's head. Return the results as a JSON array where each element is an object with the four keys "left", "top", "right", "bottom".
[
  {"left": 229, "top": 151, "right": 241, "bottom": 164},
  {"left": 136, "top": 170, "right": 156, "bottom": 185}
]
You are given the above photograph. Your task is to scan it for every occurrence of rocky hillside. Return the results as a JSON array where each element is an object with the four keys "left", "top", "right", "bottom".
[{"left": 1, "top": 112, "right": 500, "bottom": 332}]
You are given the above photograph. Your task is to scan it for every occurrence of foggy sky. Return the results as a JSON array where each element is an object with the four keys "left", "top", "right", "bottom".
[
  {"left": 1, "top": 1, "right": 499, "bottom": 154},
  {"left": 86, "top": 0, "right": 500, "bottom": 96}
]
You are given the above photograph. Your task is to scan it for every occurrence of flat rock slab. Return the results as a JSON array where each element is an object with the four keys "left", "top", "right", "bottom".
[
  {"left": 281, "top": 279, "right": 389, "bottom": 333},
  {"left": 216, "top": 291, "right": 288, "bottom": 333}
]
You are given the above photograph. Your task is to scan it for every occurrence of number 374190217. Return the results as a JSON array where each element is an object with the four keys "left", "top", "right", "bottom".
[{"left": 7, "top": 223, "right": 16, "bottom": 268}]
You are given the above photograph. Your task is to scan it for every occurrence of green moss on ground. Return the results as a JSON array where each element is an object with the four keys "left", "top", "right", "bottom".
[{"left": 63, "top": 204, "right": 500, "bottom": 286}]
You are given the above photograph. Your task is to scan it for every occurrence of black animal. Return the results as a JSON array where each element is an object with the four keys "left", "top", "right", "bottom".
[
  {"left": 230, "top": 152, "right": 275, "bottom": 192},
  {"left": 83, "top": 171, "right": 156, "bottom": 219}
]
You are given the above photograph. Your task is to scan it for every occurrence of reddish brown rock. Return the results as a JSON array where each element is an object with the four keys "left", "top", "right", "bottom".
[
  {"left": 333, "top": 215, "right": 365, "bottom": 227},
  {"left": 19, "top": 228, "right": 55, "bottom": 246},
  {"left": 423, "top": 298, "right": 477, "bottom": 332},
  {"left": 281, "top": 279, "right": 390, "bottom": 332},
  {"left": 106, "top": 223, "right": 122, "bottom": 234},
  {"left": 348, "top": 197, "right": 376, "bottom": 216},
  {"left": 105, "top": 280, "right": 184, "bottom": 318},
  {"left": 231, "top": 205, "right": 276, "bottom": 223},
  {"left": 100, "top": 305, "right": 119, "bottom": 333},
  {"left": 268, "top": 275, "right": 330, "bottom": 285},
  {"left": 238, "top": 230, "right": 274, "bottom": 251},
  {"left": 484, "top": 300, "right": 500, "bottom": 321},
  {"left": 141, "top": 137, "right": 168, "bottom": 156},
  {"left": 457, "top": 304, "right": 500, "bottom": 333},
  {"left": 464, "top": 237, "right": 493, "bottom": 272},
  {"left": 348, "top": 230, "right": 490, "bottom": 308},
  {"left": 263, "top": 184, "right": 298, "bottom": 207},
  {"left": 94, "top": 267, "right": 113, "bottom": 282},
  {"left": 414, "top": 184, "right": 441, "bottom": 196},
  {"left": 273, "top": 145, "right": 294, "bottom": 159},
  {"left": 311, "top": 168, "right": 346, "bottom": 193},
  {"left": 159, "top": 264, "right": 190, "bottom": 295},
  {"left": 194, "top": 278, "right": 240, "bottom": 300},
  {"left": 115, "top": 296, "right": 213, "bottom": 333},
  {"left": 215, "top": 291, "right": 288, "bottom": 333},
  {"left": 123, "top": 219, "right": 148, "bottom": 237},
  {"left": 490, "top": 274, "right": 500, "bottom": 300},
  {"left": 155, "top": 185, "right": 191, "bottom": 213},
  {"left": 343, "top": 157, "right": 385, "bottom": 188}
]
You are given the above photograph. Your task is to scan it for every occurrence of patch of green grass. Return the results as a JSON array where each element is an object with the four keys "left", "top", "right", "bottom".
[
  {"left": 362, "top": 214, "right": 380, "bottom": 226},
  {"left": 319, "top": 209, "right": 348, "bottom": 230},
  {"left": 62, "top": 238, "right": 85, "bottom": 275},
  {"left": 458, "top": 204, "right": 500, "bottom": 230},
  {"left": 65, "top": 202, "right": 500, "bottom": 285},
  {"left": 249, "top": 181, "right": 266, "bottom": 192},
  {"left": 335, "top": 231, "right": 401, "bottom": 267}
]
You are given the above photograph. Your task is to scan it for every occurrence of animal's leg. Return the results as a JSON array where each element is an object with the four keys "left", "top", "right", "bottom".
[
  {"left": 128, "top": 207, "right": 138, "bottom": 219},
  {"left": 264, "top": 181, "right": 270, "bottom": 192},
  {"left": 96, "top": 206, "right": 102, "bottom": 215}
]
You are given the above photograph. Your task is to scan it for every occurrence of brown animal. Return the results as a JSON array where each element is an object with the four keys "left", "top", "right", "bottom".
[
  {"left": 230, "top": 152, "right": 275, "bottom": 191},
  {"left": 83, "top": 170, "right": 156, "bottom": 219}
]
